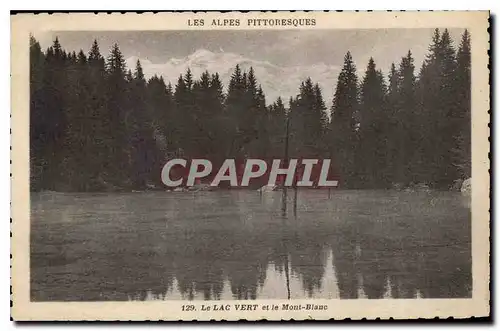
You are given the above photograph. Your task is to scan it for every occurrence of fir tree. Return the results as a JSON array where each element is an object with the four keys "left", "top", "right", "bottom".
[
  {"left": 330, "top": 51, "right": 359, "bottom": 187},
  {"left": 357, "top": 58, "right": 389, "bottom": 187},
  {"left": 29, "top": 36, "right": 46, "bottom": 190},
  {"left": 86, "top": 39, "right": 110, "bottom": 189},
  {"left": 453, "top": 29, "right": 472, "bottom": 179},
  {"left": 395, "top": 50, "right": 417, "bottom": 185},
  {"left": 105, "top": 43, "right": 130, "bottom": 187},
  {"left": 225, "top": 65, "right": 247, "bottom": 157},
  {"left": 289, "top": 78, "right": 327, "bottom": 158}
]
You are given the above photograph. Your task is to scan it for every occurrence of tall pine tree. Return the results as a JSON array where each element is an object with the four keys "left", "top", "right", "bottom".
[
  {"left": 453, "top": 29, "right": 472, "bottom": 179},
  {"left": 357, "top": 58, "right": 390, "bottom": 188},
  {"left": 330, "top": 52, "right": 359, "bottom": 187}
]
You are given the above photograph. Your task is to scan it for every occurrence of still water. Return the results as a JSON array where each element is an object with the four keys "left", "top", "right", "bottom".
[{"left": 31, "top": 190, "right": 471, "bottom": 301}]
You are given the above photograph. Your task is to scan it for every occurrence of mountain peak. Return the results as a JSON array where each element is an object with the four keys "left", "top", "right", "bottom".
[{"left": 188, "top": 49, "right": 215, "bottom": 60}]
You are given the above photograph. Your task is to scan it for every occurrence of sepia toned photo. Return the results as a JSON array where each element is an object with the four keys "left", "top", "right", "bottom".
[{"left": 11, "top": 11, "right": 490, "bottom": 321}]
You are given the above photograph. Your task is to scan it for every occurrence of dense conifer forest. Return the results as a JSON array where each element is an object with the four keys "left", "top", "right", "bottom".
[{"left": 29, "top": 29, "right": 471, "bottom": 191}]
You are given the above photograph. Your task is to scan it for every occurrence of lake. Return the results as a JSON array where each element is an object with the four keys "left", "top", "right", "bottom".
[{"left": 30, "top": 190, "right": 471, "bottom": 301}]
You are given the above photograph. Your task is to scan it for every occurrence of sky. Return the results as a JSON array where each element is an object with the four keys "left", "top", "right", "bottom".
[{"left": 36, "top": 28, "right": 465, "bottom": 75}]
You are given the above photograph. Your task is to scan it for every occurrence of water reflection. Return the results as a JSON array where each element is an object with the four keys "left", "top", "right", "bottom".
[{"left": 30, "top": 190, "right": 471, "bottom": 301}]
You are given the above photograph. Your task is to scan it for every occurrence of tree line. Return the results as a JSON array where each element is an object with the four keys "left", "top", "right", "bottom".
[{"left": 29, "top": 28, "right": 471, "bottom": 191}]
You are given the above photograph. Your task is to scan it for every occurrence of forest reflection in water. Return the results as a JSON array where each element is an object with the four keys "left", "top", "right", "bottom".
[{"left": 30, "top": 190, "right": 471, "bottom": 301}]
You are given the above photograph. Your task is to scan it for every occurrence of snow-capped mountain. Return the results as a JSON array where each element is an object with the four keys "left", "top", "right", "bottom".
[{"left": 126, "top": 49, "right": 340, "bottom": 106}]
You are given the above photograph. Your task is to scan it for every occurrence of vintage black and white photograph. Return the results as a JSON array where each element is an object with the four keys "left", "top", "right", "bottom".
[{"left": 11, "top": 11, "right": 490, "bottom": 320}]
